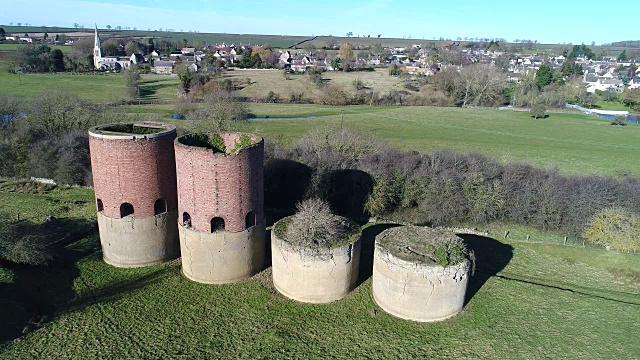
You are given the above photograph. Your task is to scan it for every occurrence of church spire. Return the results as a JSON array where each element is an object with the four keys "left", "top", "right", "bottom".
[
  {"left": 93, "top": 24, "right": 102, "bottom": 70},
  {"left": 94, "top": 24, "right": 101, "bottom": 49}
]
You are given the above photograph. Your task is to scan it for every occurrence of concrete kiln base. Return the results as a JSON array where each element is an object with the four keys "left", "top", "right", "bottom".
[
  {"left": 179, "top": 221, "right": 265, "bottom": 284},
  {"left": 98, "top": 211, "right": 180, "bottom": 268},
  {"left": 372, "top": 250, "right": 470, "bottom": 322}
]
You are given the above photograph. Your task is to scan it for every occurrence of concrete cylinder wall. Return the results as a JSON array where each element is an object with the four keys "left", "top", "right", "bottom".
[
  {"left": 175, "top": 133, "right": 265, "bottom": 284},
  {"left": 179, "top": 223, "right": 265, "bottom": 284},
  {"left": 372, "top": 243, "right": 470, "bottom": 322},
  {"left": 271, "top": 218, "right": 362, "bottom": 304},
  {"left": 89, "top": 123, "right": 180, "bottom": 267}
]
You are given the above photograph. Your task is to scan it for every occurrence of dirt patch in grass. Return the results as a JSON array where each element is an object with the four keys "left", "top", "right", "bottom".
[{"left": 608, "top": 268, "right": 640, "bottom": 286}]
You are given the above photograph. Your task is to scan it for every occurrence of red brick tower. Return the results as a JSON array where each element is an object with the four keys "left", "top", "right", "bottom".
[
  {"left": 174, "top": 132, "right": 265, "bottom": 284},
  {"left": 89, "top": 122, "right": 180, "bottom": 267}
]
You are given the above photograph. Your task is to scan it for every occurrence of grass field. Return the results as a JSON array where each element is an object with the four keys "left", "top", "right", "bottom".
[
  {"left": 0, "top": 71, "right": 178, "bottom": 103},
  {"left": 122, "top": 102, "right": 640, "bottom": 176},
  {"left": 0, "top": 44, "right": 74, "bottom": 53},
  {"left": 226, "top": 104, "right": 640, "bottom": 176},
  {"left": 0, "top": 71, "right": 126, "bottom": 103},
  {"left": 226, "top": 68, "right": 405, "bottom": 100},
  {"left": 0, "top": 184, "right": 638, "bottom": 359},
  {"left": 2, "top": 62, "right": 638, "bottom": 177},
  {"left": 595, "top": 100, "right": 635, "bottom": 112}
]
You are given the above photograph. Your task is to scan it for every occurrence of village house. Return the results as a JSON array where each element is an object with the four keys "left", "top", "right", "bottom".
[{"left": 152, "top": 60, "right": 174, "bottom": 74}]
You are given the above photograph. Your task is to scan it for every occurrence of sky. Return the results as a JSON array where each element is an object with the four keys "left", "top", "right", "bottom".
[{"left": 0, "top": 0, "right": 635, "bottom": 45}]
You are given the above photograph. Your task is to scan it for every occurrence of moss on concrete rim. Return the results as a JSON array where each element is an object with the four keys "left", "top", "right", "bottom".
[
  {"left": 176, "top": 132, "right": 262, "bottom": 155},
  {"left": 273, "top": 215, "right": 361, "bottom": 251},
  {"left": 376, "top": 226, "right": 467, "bottom": 267}
]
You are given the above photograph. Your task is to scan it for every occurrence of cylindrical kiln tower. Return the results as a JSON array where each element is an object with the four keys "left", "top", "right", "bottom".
[
  {"left": 89, "top": 122, "right": 180, "bottom": 267},
  {"left": 174, "top": 132, "right": 265, "bottom": 284},
  {"left": 271, "top": 215, "right": 362, "bottom": 304},
  {"left": 372, "top": 226, "right": 470, "bottom": 322}
]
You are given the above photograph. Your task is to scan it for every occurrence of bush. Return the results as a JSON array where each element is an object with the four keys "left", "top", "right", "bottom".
[
  {"left": 191, "top": 90, "right": 248, "bottom": 132},
  {"left": 611, "top": 115, "right": 626, "bottom": 126},
  {"left": 317, "top": 84, "right": 349, "bottom": 106},
  {"left": 309, "top": 69, "right": 323, "bottom": 87},
  {"left": 463, "top": 174, "right": 505, "bottom": 224},
  {"left": 281, "top": 198, "right": 359, "bottom": 249},
  {"left": 530, "top": 104, "right": 547, "bottom": 119},
  {"left": 265, "top": 91, "right": 280, "bottom": 103},
  {"left": 271, "top": 127, "right": 640, "bottom": 238},
  {"left": 364, "top": 172, "right": 404, "bottom": 217},
  {"left": 288, "top": 92, "right": 304, "bottom": 104},
  {"left": 582, "top": 206, "right": 640, "bottom": 253}
]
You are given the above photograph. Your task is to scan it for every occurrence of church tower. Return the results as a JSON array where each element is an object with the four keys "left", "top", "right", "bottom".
[{"left": 93, "top": 25, "right": 102, "bottom": 69}]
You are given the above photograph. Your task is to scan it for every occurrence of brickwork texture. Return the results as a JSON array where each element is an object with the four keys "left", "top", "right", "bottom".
[
  {"left": 89, "top": 127, "right": 178, "bottom": 218},
  {"left": 175, "top": 133, "right": 264, "bottom": 233}
]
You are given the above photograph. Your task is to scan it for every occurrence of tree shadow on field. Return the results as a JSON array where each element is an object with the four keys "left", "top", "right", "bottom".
[
  {"left": 0, "top": 218, "right": 98, "bottom": 345},
  {"left": 356, "top": 223, "right": 401, "bottom": 288},
  {"left": 456, "top": 234, "right": 513, "bottom": 306},
  {"left": 138, "top": 82, "right": 175, "bottom": 99}
]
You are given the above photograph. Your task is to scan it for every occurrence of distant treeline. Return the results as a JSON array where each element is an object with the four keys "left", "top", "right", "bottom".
[{"left": 609, "top": 40, "right": 640, "bottom": 48}]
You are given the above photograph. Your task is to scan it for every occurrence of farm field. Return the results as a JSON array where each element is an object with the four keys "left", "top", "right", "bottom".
[
  {"left": 0, "top": 183, "right": 638, "bottom": 359},
  {"left": 0, "top": 71, "right": 177, "bottom": 103},
  {"left": 2, "top": 25, "right": 637, "bottom": 55},
  {"left": 0, "top": 44, "right": 74, "bottom": 53},
  {"left": 2, "top": 61, "right": 638, "bottom": 176},
  {"left": 232, "top": 104, "right": 640, "bottom": 176},
  {"left": 225, "top": 68, "right": 404, "bottom": 100},
  {"left": 124, "top": 102, "right": 640, "bottom": 176}
]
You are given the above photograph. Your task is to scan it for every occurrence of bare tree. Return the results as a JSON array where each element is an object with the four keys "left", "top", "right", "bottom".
[{"left": 456, "top": 64, "right": 507, "bottom": 106}]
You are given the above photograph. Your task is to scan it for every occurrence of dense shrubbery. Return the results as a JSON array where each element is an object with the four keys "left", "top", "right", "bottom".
[
  {"left": 265, "top": 126, "right": 640, "bottom": 245},
  {"left": 0, "top": 91, "right": 146, "bottom": 186},
  {"left": 582, "top": 207, "right": 640, "bottom": 252}
]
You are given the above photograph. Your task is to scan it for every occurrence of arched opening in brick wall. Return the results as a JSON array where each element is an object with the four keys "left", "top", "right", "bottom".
[
  {"left": 154, "top": 198, "right": 167, "bottom": 215},
  {"left": 120, "top": 203, "right": 134, "bottom": 218},
  {"left": 182, "top": 212, "right": 192, "bottom": 227},
  {"left": 96, "top": 198, "right": 104, "bottom": 212},
  {"left": 245, "top": 211, "right": 256, "bottom": 228},
  {"left": 211, "top": 217, "right": 225, "bottom": 232}
]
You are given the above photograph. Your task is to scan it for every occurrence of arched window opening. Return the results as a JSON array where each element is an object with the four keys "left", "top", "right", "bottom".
[
  {"left": 120, "top": 203, "right": 134, "bottom": 218},
  {"left": 154, "top": 198, "right": 167, "bottom": 215},
  {"left": 245, "top": 211, "right": 256, "bottom": 228},
  {"left": 211, "top": 217, "right": 225, "bottom": 232},
  {"left": 182, "top": 212, "right": 192, "bottom": 227},
  {"left": 96, "top": 199, "right": 104, "bottom": 212}
]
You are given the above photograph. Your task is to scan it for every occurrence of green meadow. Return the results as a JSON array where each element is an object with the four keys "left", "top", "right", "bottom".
[{"left": 0, "top": 183, "right": 638, "bottom": 359}]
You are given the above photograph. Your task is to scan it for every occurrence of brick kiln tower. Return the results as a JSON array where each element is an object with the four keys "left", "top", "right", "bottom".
[
  {"left": 174, "top": 132, "right": 265, "bottom": 284},
  {"left": 89, "top": 122, "right": 180, "bottom": 267}
]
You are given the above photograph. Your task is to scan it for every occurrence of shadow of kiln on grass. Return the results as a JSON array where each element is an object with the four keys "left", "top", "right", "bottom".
[
  {"left": 355, "top": 223, "right": 401, "bottom": 288},
  {"left": 0, "top": 218, "right": 99, "bottom": 345},
  {"left": 456, "top": 234, "right": 514, "bottom": 306}
]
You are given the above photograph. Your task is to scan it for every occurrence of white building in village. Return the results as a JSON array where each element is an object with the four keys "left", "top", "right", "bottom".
[{"left": 93, "top": 25, "right": 143, "bottom": 71}]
